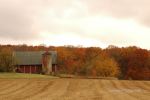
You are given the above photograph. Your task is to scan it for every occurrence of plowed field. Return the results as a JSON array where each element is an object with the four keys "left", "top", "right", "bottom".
[{"left": 0, "top": 79, "right": 149, "bottom": 100}]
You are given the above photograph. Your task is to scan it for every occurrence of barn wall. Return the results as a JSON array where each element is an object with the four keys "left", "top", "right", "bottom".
[
  {"left": 16, "top": 65, "right": 42, "bottom": 74},
  {"left": 52, "top": 64, "right": 57, "bottom": 72}
]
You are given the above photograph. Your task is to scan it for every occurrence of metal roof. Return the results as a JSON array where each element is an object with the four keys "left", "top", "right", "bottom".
[{"left": 13, "top": 51, "right": 57, "bottom": 65}]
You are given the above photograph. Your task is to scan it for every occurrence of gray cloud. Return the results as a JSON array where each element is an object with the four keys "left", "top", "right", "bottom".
[
  {"left": 0, "top": 0, "right": 150, "bottom": 49},
  {"left": 84, "top": 0, "right": 150, "bottom": 26},
  {"left": 0, "top": 0, "right": 44, "bottom": 40},
  {"left": 36, "top": 0, "right": 150, "bottom": 33},
  {"left": 0, "top": 0, "right": 82, "bottom": 40}
]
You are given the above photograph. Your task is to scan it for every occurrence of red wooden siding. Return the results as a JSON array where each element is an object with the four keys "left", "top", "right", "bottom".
[
  {"left": 16, "top": 64, "right": 56, "bottom": 74},
  {"left": 16, "top": 65, "right": 42, "bottom": 74},
  {"left": 52, "top": 64, "right": 57, "bottom": 72}
]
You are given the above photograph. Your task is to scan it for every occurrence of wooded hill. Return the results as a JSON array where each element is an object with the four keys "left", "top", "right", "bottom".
[{"left": 0, "top": 44, "right": 149, "bottom": 80}]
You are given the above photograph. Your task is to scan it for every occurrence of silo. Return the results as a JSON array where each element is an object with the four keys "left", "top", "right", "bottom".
[{"left": 42, "top": 51, "right": 52, "bottom": 74}]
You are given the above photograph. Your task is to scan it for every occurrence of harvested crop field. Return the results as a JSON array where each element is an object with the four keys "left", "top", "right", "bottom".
[{"left": 0, "top": 79, "right": 149, "bottom": 100}]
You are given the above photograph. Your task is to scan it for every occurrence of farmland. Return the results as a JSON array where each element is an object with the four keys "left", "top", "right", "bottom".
[
  {"left": 0, "top": 73, "right": 58, "bottom": 79},
  {"left": 0, "top": 79, "right": 149, "bottom": 100}
]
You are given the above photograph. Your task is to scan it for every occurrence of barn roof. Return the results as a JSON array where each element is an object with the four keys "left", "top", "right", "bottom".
[{"left": 13, "top": 51, "right": 57, "bottom": 65}]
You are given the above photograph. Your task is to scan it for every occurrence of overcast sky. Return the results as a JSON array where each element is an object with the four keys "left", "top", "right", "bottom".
[{"left": 0, "top": 0, "right": 150, "bottom": 49}]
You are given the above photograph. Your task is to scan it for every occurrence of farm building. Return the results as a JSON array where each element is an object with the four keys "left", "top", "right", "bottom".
[{"left": 13, "top": 51, "right": 57, "bottom": 74}]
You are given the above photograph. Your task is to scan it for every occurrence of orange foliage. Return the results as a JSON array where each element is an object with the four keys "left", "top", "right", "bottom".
[{"left": 0, "top": 44, "right": 149, "bottom": 80}]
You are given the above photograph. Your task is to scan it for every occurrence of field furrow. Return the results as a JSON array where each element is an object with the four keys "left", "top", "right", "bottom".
[{"left": 0, "top": 79, "right": 149, "bottom": 100}]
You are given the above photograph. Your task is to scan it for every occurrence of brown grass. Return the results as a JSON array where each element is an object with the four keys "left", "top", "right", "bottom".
[{"left": 0, "top": 79, "right": 149, "bottom": 100}]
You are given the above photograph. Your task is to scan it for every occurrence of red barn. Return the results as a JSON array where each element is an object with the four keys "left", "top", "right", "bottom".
[{"left": 13, "top": 51, "right": 57, "bottom": 74}]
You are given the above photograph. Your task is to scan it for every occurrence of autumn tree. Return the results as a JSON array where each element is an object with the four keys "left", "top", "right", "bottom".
[
  {"left": 124, "top": 47, "right": 150, "bottom": 80},
  {"left": 68, "top": 47, "right": 120, "bottom": 77},
  {"left": 56, "top": 46, "right": 76, "bottom": 74},
  {"left": 0, "top": 48, "right": 15, "bottom": 72},
  {"left": 83, "top": 48, "right": 120, "bottom": 77},
  {"left": 0, "top": 44, "right": 149, "bottom": 80},
  {"left": 106, "top": 46, "right": 150, "bottom": 80},
  {"left": 105, "top": 46, "right": 124, "bottom": 78}
]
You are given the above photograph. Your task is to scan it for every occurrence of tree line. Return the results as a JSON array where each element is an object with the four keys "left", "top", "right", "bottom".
[{"left": 0, "top": 44, "right": 149, "bottom": 80}]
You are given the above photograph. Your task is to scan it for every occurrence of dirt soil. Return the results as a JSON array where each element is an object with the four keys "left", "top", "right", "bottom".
[{"left": 0, "top": 79, "right": 149, "bottom": 100}]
